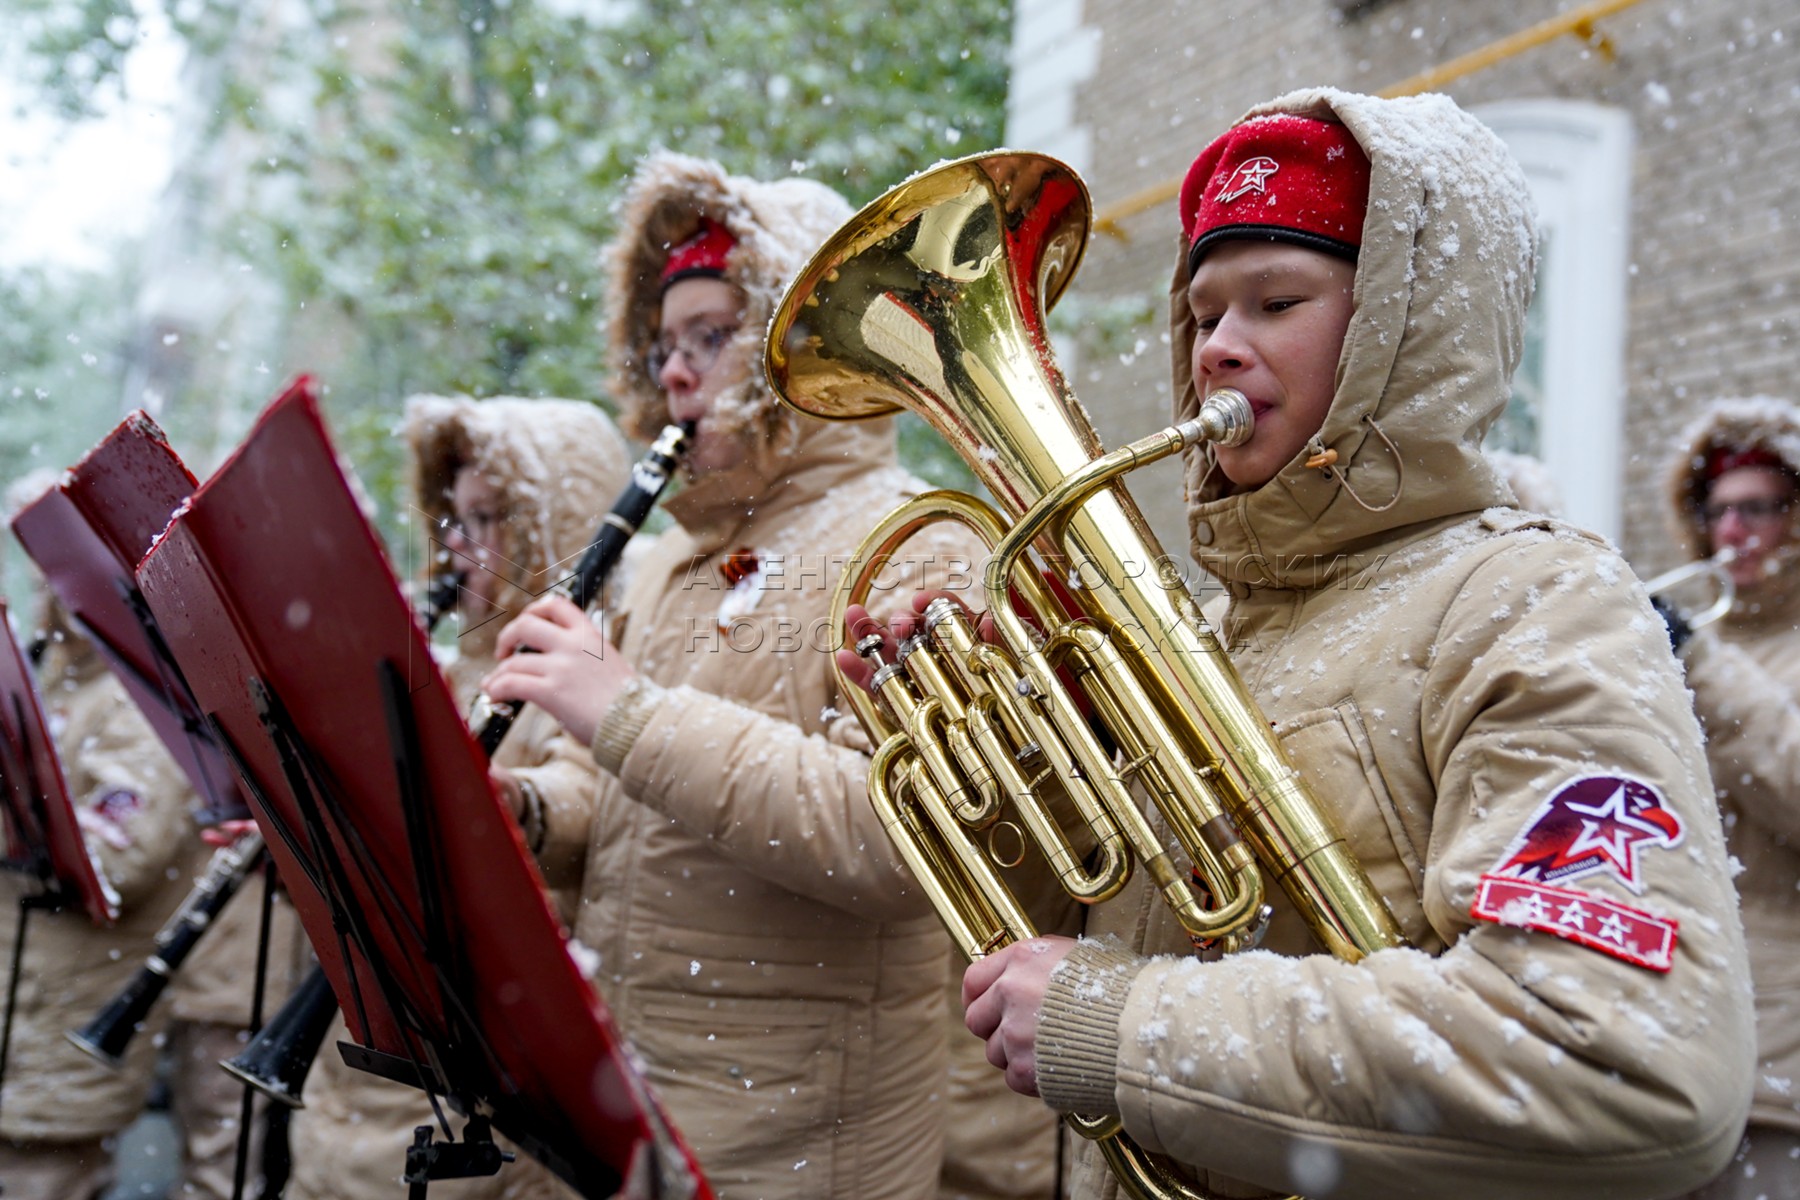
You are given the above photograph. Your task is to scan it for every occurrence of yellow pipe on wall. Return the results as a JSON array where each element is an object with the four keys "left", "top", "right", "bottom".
[{"left": 1092, "top": 0, "right": 1649, "bottom": 238}]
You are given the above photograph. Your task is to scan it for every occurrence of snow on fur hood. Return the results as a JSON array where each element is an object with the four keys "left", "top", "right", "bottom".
[
  {"left": 403, "top": 395, "right": 632, "bottom": 655},
  {"left": 1170, "top": 89, "right": 1538, "bottom": 589},
  {"left": 1664, "top": 395, "right": 1800, "bottom": 561},
  {"left": 603, "top": 151, "right": 855, "bottom": 447}
]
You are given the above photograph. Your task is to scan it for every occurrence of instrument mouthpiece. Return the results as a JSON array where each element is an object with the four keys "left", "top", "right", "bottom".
[{"left": 1196, "top": 388, "right": 1254, "bottom": 448}]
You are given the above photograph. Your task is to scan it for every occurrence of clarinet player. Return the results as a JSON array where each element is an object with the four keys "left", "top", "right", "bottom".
[{"left": 480, "top": 153, "right": 986, "bottom": 1200}]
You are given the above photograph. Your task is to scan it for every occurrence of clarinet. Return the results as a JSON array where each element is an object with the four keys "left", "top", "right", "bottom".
[
  {"left": 67, "top": 829, "right": 268, "bottom": 1067},
  {"left": 470, "top": 421, "right": 692, "bottom": 758},
  {"left": 418, "top": 570, "right": 465, "bottom": 630},
  {"left": 66, "top": 569, "right": 468, "bottom": 1069}
]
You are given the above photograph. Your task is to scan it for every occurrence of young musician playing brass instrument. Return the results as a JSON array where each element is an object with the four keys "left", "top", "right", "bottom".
[
  {"left": 848, "top": 90, "right": 1754, "bottom": 1200},
  {"left": 481, "top": 153, "right": 988, "bottom": 1200}
]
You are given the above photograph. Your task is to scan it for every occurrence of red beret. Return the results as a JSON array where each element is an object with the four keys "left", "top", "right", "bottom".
[
  {"left": 661, "top": 218, "right": 736, "bottom": 289},
  {"left": 1705, "top": 445, "right": 1786, "bottom": 481},
  {"left": 1180, "top": 114, "right": 1371, "bottom": 274}
]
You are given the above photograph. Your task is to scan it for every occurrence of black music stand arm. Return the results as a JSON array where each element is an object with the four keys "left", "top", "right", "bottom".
[
  {"left": 226, "top": 665, "right": 514, "bottom": 1185},
  {"left": 374, "top": 658, "right": 518, "bottom": 1191},
  {"left": 380, "top": 659, "right": 459, "bottom": 1006},
  {"left": 236, "top": 679, "right": 439, "bottom": 1095},
  {"left": 0, "top": 885, "right": 68, "bottom": 1123},
  {"left": 228, "top": 855, "right": 282, "bottom": 1200},
  {"left": 374, "top": 658, "right": 527, "bottom": 1102},
  {"left": 208, "top": 683, "right": 423, "bottom": 1102},
  {"left": 122, "top": 582, "right": 250, "bottom": 823}
]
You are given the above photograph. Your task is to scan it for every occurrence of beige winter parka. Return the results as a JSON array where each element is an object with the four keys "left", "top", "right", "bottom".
[
  {"left": 1034, "top": 89, "right": 1754, "bottom": 1200},
  {"left": 284, "top": 395, "right": 626, "bottom": 1200},
  {"left": 1665, "top": 397, "right": 1800, "bottom": 1137},
  {"left": 0, "top": 630, "right": 195, "bottom": 1143},
  {"left": 545, "top": 153, "right": 975, "bottom": 1200}
]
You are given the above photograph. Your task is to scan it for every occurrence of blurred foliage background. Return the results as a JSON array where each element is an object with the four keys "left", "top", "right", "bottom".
[{"left": 1, "top": 0, "right": 1011, "bottom": 605}]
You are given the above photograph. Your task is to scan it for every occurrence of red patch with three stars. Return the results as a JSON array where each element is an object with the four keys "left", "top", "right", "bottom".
[{"left": 1471, "top": 874, "right": 1679, "bottom": 972}]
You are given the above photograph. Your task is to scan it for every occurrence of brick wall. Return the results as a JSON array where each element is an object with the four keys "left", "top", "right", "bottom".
[{"left": 1010, "top": 0, "right": 1800, "bottom": 575}]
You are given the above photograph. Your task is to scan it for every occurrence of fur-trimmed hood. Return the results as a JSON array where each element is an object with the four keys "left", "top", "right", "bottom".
[
  {"left": 1170, "top": 89, "right": 1537, "bottom": 589},
  {"left": 600, "top": 152, "right": 902, "bottom": 531},
  {"left": 1663, "top": 395, "right": 1800, "bottom": 562},
  {"left": 403, "top": 395, "right": 632, "bottom": 657},
  {"left": 603, "top": 151, "right": 855, "bottom": 447}
]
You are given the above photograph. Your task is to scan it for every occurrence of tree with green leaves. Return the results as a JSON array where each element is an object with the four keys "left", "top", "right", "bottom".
[
  {"left": 5, "top": 0, "right": 1009, "bottom": 532},
  {"left": 0, "top": 260, "right": 142, "bottom": 612}
]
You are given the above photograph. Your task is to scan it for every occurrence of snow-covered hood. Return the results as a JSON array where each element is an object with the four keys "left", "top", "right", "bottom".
[
  {"left": 603, "top": 151, "right": 854, "bottom": 447},
  {"left": 1664, "top": 395, "right": 1800, "bottom": 561},
  {"left": 403, "top": 395, "right": 632, "bottom": 655},
  {"left": 600, "top": 151, "right": 901, "bottom": 531},
  {"left": 1170, "top": 89, "right": 1538, "bottom": 589}
]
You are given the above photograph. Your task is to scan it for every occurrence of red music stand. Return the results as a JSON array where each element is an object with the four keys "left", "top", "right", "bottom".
[
  {"left": 135, "top": 377, "right": 709, "bottom": 1200},
  {"left": 0, "top": 598, "right": 119, "bottom": 1116},
  {"left": 0, "top": 599, "right": 114, "bottom": 924},
  {"left": 10, "top": 413, "right": 251, "bottom": 824}
]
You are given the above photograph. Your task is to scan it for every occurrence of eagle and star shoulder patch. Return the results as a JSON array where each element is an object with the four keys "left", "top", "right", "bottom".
[{"left": 1470, "top": 774, "right": 1686, "bottom": 972}]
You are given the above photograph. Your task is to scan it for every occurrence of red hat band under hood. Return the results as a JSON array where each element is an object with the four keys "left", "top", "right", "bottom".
[{"left": 660, "top": 218, "right": 737, "bottom": 291}]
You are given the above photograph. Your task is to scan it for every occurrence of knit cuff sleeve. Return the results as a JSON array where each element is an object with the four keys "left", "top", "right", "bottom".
[
  {"left": 1036, "top": 938, "right": 1145, "bottom": 1117},
  {"left": 590, "top": 677, "right": 666, "bottom": 776}
]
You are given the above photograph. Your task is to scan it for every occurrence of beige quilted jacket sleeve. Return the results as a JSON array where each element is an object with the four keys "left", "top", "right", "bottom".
[
  {"left": 600, "top": 680, "right": 932, "bottom": 923},
  {"left": 1681, "top": 629, "right": 1800, "bottom": 838}
]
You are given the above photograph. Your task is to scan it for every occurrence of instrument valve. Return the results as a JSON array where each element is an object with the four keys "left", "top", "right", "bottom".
[
  {"left": 871, "top": 663, "right": 907, "bottom": 692},
  {"left": 922, "top": 596, "right": 963, "bottom": 633}
]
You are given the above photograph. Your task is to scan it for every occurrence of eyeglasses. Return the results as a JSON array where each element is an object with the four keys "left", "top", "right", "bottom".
[
  {"left": 1702, "top": 497, "right": 1792, "bottom": 526},
  {"left": 443, "top": 506, "right": 508, "bottom": 546},
  {"left": 645, "top": 322, "right": 740, "bottom": 381}
]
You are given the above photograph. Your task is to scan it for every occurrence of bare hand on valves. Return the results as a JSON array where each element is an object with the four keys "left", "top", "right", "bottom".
[{"left": 837, "top": 590, "right": 1000, "bottom": 694}]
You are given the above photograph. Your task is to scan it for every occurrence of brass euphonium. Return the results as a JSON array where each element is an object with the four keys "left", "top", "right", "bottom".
[{"left": 765, "top": 151, "right": 1408, "bottom": 1200}]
